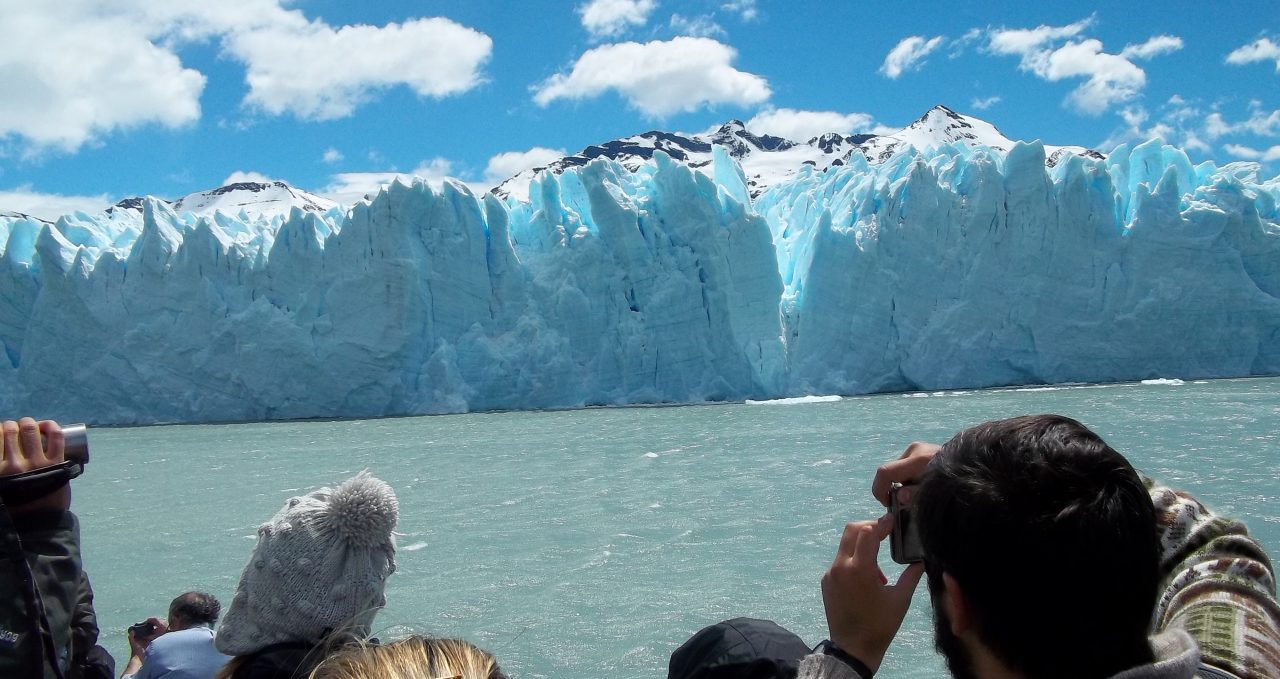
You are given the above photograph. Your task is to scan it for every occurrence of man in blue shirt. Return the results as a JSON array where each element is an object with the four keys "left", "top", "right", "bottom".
[{"left": 121, "top": 592, "right": 230, "bottom": 679}]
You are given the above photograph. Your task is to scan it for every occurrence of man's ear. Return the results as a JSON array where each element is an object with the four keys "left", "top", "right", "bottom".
[{"left": 941, "top": 572, "right": 973, "bottom": 636}]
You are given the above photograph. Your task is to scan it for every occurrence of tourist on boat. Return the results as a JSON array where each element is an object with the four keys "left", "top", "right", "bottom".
[
  {"left": 212, "top": 472, "right": 398, "bottom": 679},
  {"left": 121, "top": 591, "right": 229, "bottom": 679},
  {"left": 0, "top": 418, "right": 83, "bottom": 679},
  {"left": 802, "top": 414, "right": 1280, "bottom": 679},
  {"left": 308, "top": 636, "right": 507, "bottom": 679}
]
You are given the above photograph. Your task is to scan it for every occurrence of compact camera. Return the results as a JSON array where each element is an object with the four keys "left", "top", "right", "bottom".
[
  {"left": 889, "top": 483, "right": 924, "bottom": 565},
  {"left": 129, "top": 620, "right": 157, "bottom": 639}
]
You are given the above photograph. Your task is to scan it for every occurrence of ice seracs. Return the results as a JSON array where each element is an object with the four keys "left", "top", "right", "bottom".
[{"left": 0, "top": 108, "right": 1276, "bottom": 424}]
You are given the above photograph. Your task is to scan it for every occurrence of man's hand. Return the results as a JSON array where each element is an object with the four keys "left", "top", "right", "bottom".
[
  {"left": 1, "top": 418, "right": 68, "bottom": 513},
  {"left": 821, "top": 515, "right": 925, "bottom": 674},
  {"left": 871, "top": 441, "right": 940, "bottom": 507},
  {"left": 128, "top": 617, "right": 169, "bottom": 658}
]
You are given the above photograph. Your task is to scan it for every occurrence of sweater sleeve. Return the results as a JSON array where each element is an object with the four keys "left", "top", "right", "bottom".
[
  {"left": 796, "top": 652, "right": 869, "bottom": 679},
  {"left": 1146, "top": 476, "right": 1280, "bottom": 679}
]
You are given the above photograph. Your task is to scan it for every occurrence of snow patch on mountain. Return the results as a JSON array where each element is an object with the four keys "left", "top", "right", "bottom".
[{"left": 494, "top": 105, "right": 1101, "bottom": 202}]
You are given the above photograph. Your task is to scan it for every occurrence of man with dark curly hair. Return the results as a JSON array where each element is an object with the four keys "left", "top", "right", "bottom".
[{"left": 802, "top": 414, "right": 1280, "bottom": 679}]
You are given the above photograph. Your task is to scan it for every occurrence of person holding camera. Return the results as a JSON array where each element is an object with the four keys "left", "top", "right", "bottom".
[
  {"left": 802, "top": 414, "right": 1280, "bottom": 679},
  {"left": 121, "top": 591, "right": 229, "bottom": 679},
  {"left": 0, "top": 417, "right": 84, "bottom": 679}
]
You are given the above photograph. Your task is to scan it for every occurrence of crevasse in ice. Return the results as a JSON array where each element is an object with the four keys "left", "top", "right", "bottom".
[{"left": 1, "top": 140, "right": 1277, "bottom": 424}]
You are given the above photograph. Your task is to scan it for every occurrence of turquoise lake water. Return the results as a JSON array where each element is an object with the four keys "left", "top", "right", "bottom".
[{"left": 73, "top": 378, "right": 1280, "bottom": 678}]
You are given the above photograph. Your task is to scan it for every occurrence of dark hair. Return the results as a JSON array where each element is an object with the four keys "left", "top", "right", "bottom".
[
  {"left": 915, "top": 415, "right": 1159, "bottom": 678},
  {"left": 170, "top": 592, "right": 221, "bottom": 626}
]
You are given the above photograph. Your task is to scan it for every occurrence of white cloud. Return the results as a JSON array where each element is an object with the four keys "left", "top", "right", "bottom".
[
  {"left": 578, "top": 0, "right": 656, "bottom": 39},
  {"left": 222, "top": 170, "right": 276, "bottom": 185},
  {"left": 0, "top": 2, "right": 205, "bottom": 155},
  {"left": 721, "top": 0, "right": 758, "bottom": 21},
  {"left": 1043, "top": 39, "right": 1146, "bottom": 115},
  {"left": 1205, "top": 112, "right": 1232, "bottom": 140},
  {"left": 532, "top": 37, "right": 771, "bottom": 117},
  {"left": 317, "top": 158, "right": 465, "bottom": 204},
  {"left": 1119, "top": 35, "right": 1183, "bottom": 60},
  {"left": 229, "top": 18, "right": 492, "bottom": 120},
  {"left": 970, "top": 96, "right": 1001, "bottom": 110},
  {"left": 670, "top": 14, "right": 726, "bottom": 38},
  {"left": 987, "top": 16, "right": 1094, "bottom": 63},
  {"left": 323, "top": 148, "right": 344, "bottom": 164},
  {"left": 0, "top": 185, "right": 112, "bottom": 220},
  {"left": 985, "top": 18, "right": 1164, "bottom": 116},
  {"left": 1223, "top": 143, "right": 1280, "bottom": 161},
  {"left": 880, "top": 36, "right": 945, "bottom": 78},
  {"left": 1203, "top": 105, "right": 1280, "bottom": 139},
  {"left": 483, "top": 147, "right": 567, "bottom": 185},
  {"left": 1101, "top": 97, "right": 1278, "bottom": 159},
  {"left": 1226, "top": 37, "right": 1280, "bottom": 72},
  {"left": 0, "top": 2, "right": 493, "bottom": 155},
  {"left": 745, "top": 108, "right": 881, "bottom": 141}
]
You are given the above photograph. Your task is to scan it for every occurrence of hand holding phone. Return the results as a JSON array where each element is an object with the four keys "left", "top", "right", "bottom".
[{"left": 889, "top": 483, "right": 924, "bottom": 564}]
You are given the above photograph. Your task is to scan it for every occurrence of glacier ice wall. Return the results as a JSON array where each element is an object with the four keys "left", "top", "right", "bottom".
[
  {"left": 0, "top": 149, "right": 785, "bottom": 422},
  {"left": 758, "top": 139, "right": 1280, "bottom": 394},
  {"left": 1, "top": 141, "right": 1278, "bottom": 424}
]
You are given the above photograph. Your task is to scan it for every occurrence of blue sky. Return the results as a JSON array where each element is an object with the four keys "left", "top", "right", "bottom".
[{"left": 1, "top": 0, "right": 1278, "bottom": 219}]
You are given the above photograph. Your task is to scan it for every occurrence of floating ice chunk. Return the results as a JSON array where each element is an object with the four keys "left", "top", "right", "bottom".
[
  {"left": 1141, "top": 378, "right": 1185, "bottom": 386},
  {"left": 643, "top": 452, "right": 659, "bottom": 458},
  {"left": 745, "top": 395, "right": 842, "bottom": 405},
  {"left": 812, "top": 459, "right": 834, "bottom": 466},
  {"left": 402, "top": 542, "right": 428, "bottom": 551}
]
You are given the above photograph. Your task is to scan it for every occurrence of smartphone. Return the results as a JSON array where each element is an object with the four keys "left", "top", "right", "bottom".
[{"left": 890, "top": 483, "right": 924, "bottom": 564}]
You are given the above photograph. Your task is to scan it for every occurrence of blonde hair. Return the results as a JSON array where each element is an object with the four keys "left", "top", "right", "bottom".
[{"left": 308, "top": 636, "right": 507, "bottom": 679}]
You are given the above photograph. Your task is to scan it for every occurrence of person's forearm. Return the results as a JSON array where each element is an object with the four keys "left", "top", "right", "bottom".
[
  {"left": 120, "top": 653, "right": 143, "bottom": 678},
  {"left": 10, "top": 507, "right": 82, "bottom": 675},
  {"left": 1145, "top": 476, "right": 1280, "bottom": 678}
]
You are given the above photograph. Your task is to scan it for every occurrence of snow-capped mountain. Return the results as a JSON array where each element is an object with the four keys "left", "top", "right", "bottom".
[
  {"left": 494, "top": 120, "right": 866, "bottom": 201},
  {"left": 109, "top": 181, "right": 338, "bottom": 219},
  {"left": 495, "top": 105, "right": 1102, "bottom": 200},
  {"left": 856, "top": 105, "right": 1104, "bottom": 166}
]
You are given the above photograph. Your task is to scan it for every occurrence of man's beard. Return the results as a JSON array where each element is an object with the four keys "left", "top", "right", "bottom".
[{"left": 933, "top": 590, "right": 979, "bottom": 679}]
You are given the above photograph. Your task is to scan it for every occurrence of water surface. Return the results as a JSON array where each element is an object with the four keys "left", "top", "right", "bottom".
[{"left": 76, "top": 378, "right": 1280, "bottom": 678}]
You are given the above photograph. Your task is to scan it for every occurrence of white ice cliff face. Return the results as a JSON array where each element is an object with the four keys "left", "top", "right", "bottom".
[
  {"left": 758, "top": 139, "right": 1280, "bottom": 395},
  {"left": 1, "top": 141, "right": 1277, "bottom": 424},
  {"left": 0, "top": 149, "right": 786, "bottom": 422}
]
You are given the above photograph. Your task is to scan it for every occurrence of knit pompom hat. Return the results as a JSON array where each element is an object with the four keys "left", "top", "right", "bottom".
[{"left": 216, "top": 472, "right": 399, "bottom": 656}]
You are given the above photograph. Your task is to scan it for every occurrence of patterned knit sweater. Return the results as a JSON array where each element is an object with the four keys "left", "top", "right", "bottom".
[
  {"left": 1146, "top": 477, "right": 1280, "bottom": 678},
  {"left": 798, "top": 477, "right": 1280, "bottom": 679}
]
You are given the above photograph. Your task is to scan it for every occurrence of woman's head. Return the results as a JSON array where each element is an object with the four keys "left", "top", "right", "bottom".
[
  {"left": 310, "top": 637, "right": 508, "bottom": 679},
  {"left": 215, "top": 472, "right": 399, "bottom": 656}
]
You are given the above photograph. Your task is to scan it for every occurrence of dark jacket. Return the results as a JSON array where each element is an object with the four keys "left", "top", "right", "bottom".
[
  {"left": 226, "top": 642, "right": 324, "bottom": 679},
  {"left": 0, "top": 506, "right": 82, "bottom": 679}
]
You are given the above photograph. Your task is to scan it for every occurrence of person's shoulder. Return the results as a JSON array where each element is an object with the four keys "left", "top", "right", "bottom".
[{"left": 149, "top": 627, "right": 213, "bottom": 652}]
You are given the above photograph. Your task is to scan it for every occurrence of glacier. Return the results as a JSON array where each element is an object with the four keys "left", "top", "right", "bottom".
[{"left": 1, "top": 137, "right": 1278, "bottom": 425}]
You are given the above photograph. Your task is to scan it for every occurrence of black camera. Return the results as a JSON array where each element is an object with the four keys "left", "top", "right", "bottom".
[
  {"left": 129, "top": 620, "right": 157, "bottom": 639},
  {"left": 889, "top": 483, "right": 924, "bottom": 564}
]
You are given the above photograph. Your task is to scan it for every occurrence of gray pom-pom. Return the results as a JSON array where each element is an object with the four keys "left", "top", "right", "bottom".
[{"left": 324, "top": 472, "right": 398, "bottom": 547}]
